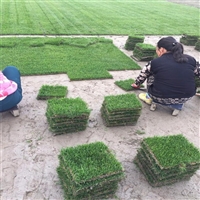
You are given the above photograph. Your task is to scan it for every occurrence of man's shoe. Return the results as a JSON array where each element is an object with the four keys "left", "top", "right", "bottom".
[
  {"left": 138, "top": 93, "right": 152, "bottom": 105},
  {"left": 9, "top": 106, "right": 20, "bottom": 117}
]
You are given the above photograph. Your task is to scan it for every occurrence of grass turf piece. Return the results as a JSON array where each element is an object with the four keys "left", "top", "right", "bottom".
[
  {"left": 101, "top": 93, "right": 142, "bottom": 127},
  {"left": 0, "top": 37, "right": 141, "bottom": 80},
  {"left": 103, "top": 93, "right": 142, "bottom": 112},
  {"left": 143, "top": 134, "right": 200, "bottom": 168},
  {"left": 134, "top": 134, "right": 200, "bottom": 187},
  {"left": 132, "top": 43, "right": 156, "bottom": 61},
  {"left": 37, "top": 85, "right": 68, "bottom": 100},
  {"left": 115, "top": 78, "right": 144, "bottom": 91},
  {"left": 0, "top": 1, "right": 199, "bottom": 35},
  {"left": 125, "top": 35, "right": 145, "bottom": 50},
  {"left": 46, "top": 97, "right": 90, "bottom": 118},
  {"left": 134, "top": 156, "right": 193, "bottom": 187},
  {"left": 46, "top": 97, "right": 90, "bottom": 134},
  {"left": 180, "top": 34, "right": 199, "bottom": 46},
  {"left": 57, "top": 142, "right": 124, "bottom": 199}
]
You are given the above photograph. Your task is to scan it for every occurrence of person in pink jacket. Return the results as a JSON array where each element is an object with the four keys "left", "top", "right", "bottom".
[{"left": 0, "top": 66, "right": 23, "bottom": 116}]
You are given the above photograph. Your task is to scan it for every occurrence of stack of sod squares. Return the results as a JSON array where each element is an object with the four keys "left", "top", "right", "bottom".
[
  {"left": 180, "top": 34, "right": 199, "bottom": 46},
  {"left": 195, "top": 38, "right": 200, "bottom": 51},
  {"left": 101, "top": 93, "right": 142, "bottom": 126},
  {"left": 57, "top": 142, "right": 124, "bottom": 200},
  {"left": 37, "top": 85, "right": 68, "bottom": 100},
  {"left": 134, "top": 134, "right": 200, "bottom": 187},
  {"left": 46, "top": 97, "right": 90, "bottom": 135},
  {"left": 125, "top": 35, "right": 144, "bottom": 50},
  {"left": 133, "top": 43, "right": 156, "bottom": 61}
]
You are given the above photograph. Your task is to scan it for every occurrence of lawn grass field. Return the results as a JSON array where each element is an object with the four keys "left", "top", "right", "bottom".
[
  {"left": 0, "top": 0, "right": 199, "bottom": 80},
  {"left": 0, "top": 0, "right": 199, "bottom": 35},
  {"left": 0, "top": 37, "right": 141, "bottom": 80}
]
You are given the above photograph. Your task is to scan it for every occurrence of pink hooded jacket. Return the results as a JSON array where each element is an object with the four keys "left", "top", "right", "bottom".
[{"left": 0, "top": 71, "right": 18, "bottom": 101}]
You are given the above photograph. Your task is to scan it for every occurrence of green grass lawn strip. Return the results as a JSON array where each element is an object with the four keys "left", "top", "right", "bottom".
[
  {"left": 6, "top": 2, "right": 17, "bottom": 33},
  {"left": 0, "top": 37, "right": 141, "bottom": 80},
  {"left": 0, "top": 0, "right": 199, "bottom": 35},
  {"left": 25, "top": 1, "right": 48, "bottom": 34}
]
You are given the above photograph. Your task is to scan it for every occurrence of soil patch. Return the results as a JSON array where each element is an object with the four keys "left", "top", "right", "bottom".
[{"left": 1, "top": 35, "right": 200, "bottom": 200}]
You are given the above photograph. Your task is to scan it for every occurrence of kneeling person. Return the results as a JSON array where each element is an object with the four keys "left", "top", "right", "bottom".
[{"left": 0, "top": 66, "right": 23, "bottom": 116}]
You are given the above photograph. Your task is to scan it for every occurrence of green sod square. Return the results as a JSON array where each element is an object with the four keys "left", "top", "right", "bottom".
[
  {"left": 37, "top": 85, "right": 68, "bottom": 100},
  {"left": 115, "top": 78, "right": 144, "bottom": 91},
  {"left": 102, "top": 93, "right": 142, "bottom": 112},
  {"left": 134, "top": 134, "right": 200, "bottom": 187},
  {"left": 143, "top": 134, "right": 200, "bottom": 168},
  {"left": 101, "top": 93, "right": 142, "bottom": 127},
  {"left": 133, "top": 43, "right": 156, "bottom": 61},
  {"left": 57, "top": 142, "right": 124, "bottom": 199},
  {"left": 125, "top": 35, "right": 145, "bottom": 50},
  {"left": 46, "top": 97, "right": 91, "bottom": 134}
]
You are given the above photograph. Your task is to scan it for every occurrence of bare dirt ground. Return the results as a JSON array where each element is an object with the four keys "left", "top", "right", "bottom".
[
  {"left": 0, "top": 34, "right": 200, "bottom": 200},
  {"left": 1, "top": 1, "right": 200, "bottom": 199}
]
